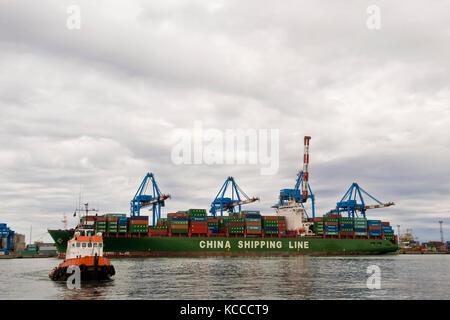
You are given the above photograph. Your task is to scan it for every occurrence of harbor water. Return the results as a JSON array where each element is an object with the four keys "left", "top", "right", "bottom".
[{"left": 0, "top": 255, "right": 449, "bottom": 300}]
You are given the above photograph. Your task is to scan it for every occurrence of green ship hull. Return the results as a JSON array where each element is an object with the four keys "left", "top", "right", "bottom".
[{"left": 48, "top": 229, "right": 398, "bottom": 257}]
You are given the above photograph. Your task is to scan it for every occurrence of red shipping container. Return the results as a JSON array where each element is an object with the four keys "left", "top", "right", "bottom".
[
  {"left": 171, "top": 224, "right": 188, "bottom": 229},
  {"left": 190, "top": 227, "right": 208, "bottom": 233},
  {"left": 247, "top": 230, "right": 262, "bottom": 234},
  {"left": 381, "top": 222, "right": 390, "bottom": 226},
  {"left": 228, "top": 222, "right": 244, "bottom": 227},
  {"left": 263, "top": 216, "right": 279, "bottom": 220},
  {"left": 130, "top": 220, "right": 148, "bottom": 225},
  {"left": 151, "top": 230, "right": 168, "bottom": 235},
  {"left": 168, "top": 213, "right": 188, "bottom": 218},
  {"left": 327, "top": 214, "right": 341, "bottom": 218},
  {"left": 246, "top": 222, "right": 262, "bottom": 227},
  {"left": 312, "top": 217, "right": 323, "bottom": 222},
  {"left": 368, "top": 226, "right": 381, "bottom": 230}
]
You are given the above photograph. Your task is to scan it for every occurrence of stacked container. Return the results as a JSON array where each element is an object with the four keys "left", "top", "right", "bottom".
[
  {"left": 189, "top": 209, "right": 208, "bottom": 234},
  {"left": 323, "top": 215, "right": 339, "bottom": 235},
  {"left": 118, "top": 216, "right": 128, "bottom": 233},
  {"left": 339, "top": 217, "right": 354, "bottom": 236},
  {"left": 367, "top": 220, "right": 382, "bottom": 237},
  {"left": 262, "top": 216, "right": 278, "bottom": 235},
  {"left": 353, "top": 217, "right": 368, "bottom": 236},
  {"left": 227, "top": 216, "right": 244, "bottom": 235},
  {"left": 312, "top": 217, "right": 324, "bottom": 235},
  {"left": 262, "top": 216, "right": 287, "bottom": 235},
  {"left": 278, "top": 217, "right": 287, "bottom": 235},
  {"left": 242, "top": 211, "right": 262, "bottom": 235},
  {"left": 107, "top": 217, "right": 118, "bottom": 233},
  {"left": 149, "top": 225, "right": 168, "bottom": 236},
  {"left": 130, "top": 216, "right": 149, "bottom": 234},
  {"left": 95, "top": 216, "right": 107, "bottom": 233},
  {"left": 168, "top": 213, "right": 189, "bottom": 234},
  {"left": 381, "top": 221, "right": 394, "bottom": 240},
  {"left": 207, "top": 217, "right": 219, "bottom": 234}
]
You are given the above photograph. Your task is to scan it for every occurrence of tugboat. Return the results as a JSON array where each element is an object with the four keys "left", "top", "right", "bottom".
[{"left": 49, "top": 229, "right": 115, "bottom": 281}]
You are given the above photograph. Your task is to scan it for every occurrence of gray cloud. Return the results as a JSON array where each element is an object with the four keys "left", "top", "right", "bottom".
[{"left": 0, "top": 0, "right": 449, "bottom": 243}]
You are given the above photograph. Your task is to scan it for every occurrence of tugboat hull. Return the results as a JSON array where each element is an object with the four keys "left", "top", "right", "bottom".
[
  {"left": 49, "top": 264, "right": 115, "bottom": 281},
  {"left": 49, "top": 256, "right": 115, "bottom": 281}
]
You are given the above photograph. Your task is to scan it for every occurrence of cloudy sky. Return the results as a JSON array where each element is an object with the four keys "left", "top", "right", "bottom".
[{"left": 0, "top": 0, "right": 449, "bottom": 243}]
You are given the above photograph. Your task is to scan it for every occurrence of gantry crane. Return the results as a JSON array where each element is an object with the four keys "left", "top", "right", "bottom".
[
  {"left": 273, "top": 136, "right": 315, "bottom": 218},
  {"left": 210, "top": 177, "right": 259, "bottom": 217},
  {"left": 130, "top": 173, "right": 170, "bottom": 225},
  {"left": 327, "top": 182, "right": 394, "bottom": 218}
]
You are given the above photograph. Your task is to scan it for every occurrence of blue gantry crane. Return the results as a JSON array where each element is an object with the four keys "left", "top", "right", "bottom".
[
  {"left": 0, "top": 223, "right": 15, "bottom": 255},
  {"left": 274, "top": 170, "right": 316, "bottom": 218},
  {"left": 130, "top": 173, "right": 171, "bottom": 225},
  {"left": 210, "top": 177, "right": 259, "bottom": 217},
  {"left": 327, "top": 182, "right": 394, "bottom": 218}
]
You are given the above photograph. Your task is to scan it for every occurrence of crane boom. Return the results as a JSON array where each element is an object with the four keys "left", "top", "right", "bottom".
[
  {"left": 229, "top": 197, "right": 260, "bottom": 207},
  {"left": 140, "top": 194, "right": 171, "bottom": 207},
  {"left": 362, "top": 202, "right": 395, "bottom": 210},
  {"left": 301, "top": 136, "right": 311, "bottom": 201}
]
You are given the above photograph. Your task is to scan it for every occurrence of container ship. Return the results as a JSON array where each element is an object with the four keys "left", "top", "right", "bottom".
[{"left": 49, "top": 137, "right": 398, "bottom": 257}]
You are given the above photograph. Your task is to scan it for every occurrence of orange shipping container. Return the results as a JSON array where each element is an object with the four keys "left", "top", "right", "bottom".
[
  {"left": 246, "top": 222, "right": 262, "bottom": 227},
  {"left": 130, "top": 220, "right": 148, "bottom": 225},
  {"left": 171, "top": 224, "right": 189, "bottom": 230}
]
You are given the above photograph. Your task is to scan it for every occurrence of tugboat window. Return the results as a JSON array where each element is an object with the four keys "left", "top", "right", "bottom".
[
  {"left": 88, "top": 243, "right": 92, "bottom": 247},
  {"left": 99, "top": 243, "right": 103, "bottom": 247},
  {"left": 82, "top": 243, "right": 86, "bottom": 248},
  {"left": 76, "top": 243, "right": 80, "bottom": 247},
  {"left": 93, "top": 243, "right": 98, "bottom": 247}
]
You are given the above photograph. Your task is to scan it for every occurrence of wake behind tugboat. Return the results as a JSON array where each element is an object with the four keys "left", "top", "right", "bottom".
[{"left": 49, "top": 229, "right": 115, "bottom": 282}]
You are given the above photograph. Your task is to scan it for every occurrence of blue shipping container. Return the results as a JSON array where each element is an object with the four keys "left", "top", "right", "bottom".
[{"left": 191, "top": 217, "right": 207, "bottom": 221}]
